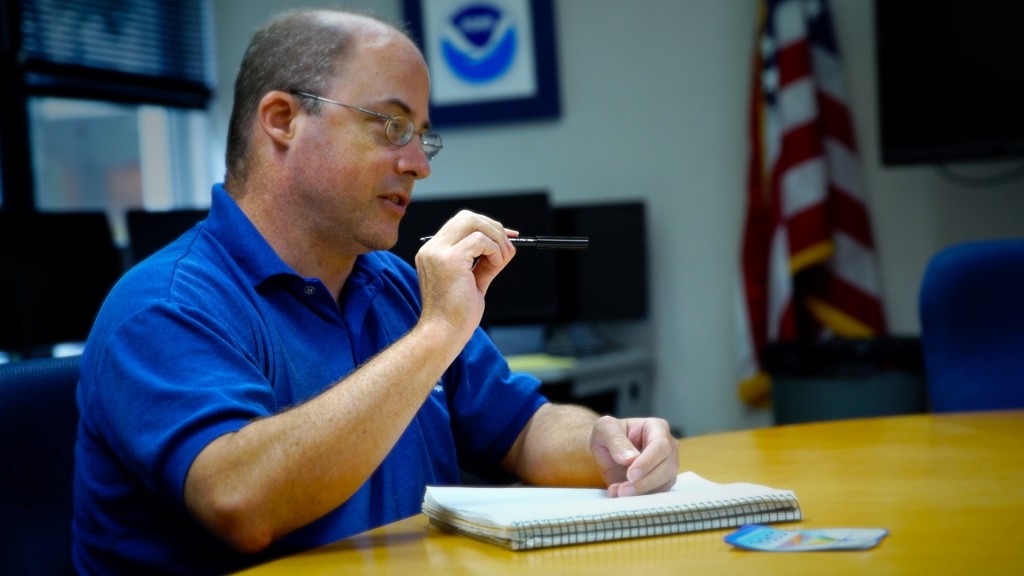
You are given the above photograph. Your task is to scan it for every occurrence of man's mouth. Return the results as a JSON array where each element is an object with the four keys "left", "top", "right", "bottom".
[{"left": 384, "top": 194, "right": 408, "bottom": 207}]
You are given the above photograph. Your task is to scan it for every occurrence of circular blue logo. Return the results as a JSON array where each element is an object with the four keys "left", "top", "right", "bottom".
[{"left": 440, "top": 4, "right": 518, "bottom": 84}]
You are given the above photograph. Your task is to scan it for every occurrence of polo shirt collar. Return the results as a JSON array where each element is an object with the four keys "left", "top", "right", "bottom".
[
  {"left": 204, "top": 184, "right": 386, "bottom": 299},
  {"left": 206, "top": 183, "right": 295, "bottom": 287}
]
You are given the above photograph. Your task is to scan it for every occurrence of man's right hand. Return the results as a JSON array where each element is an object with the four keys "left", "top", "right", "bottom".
[{"left": 414, "top": 210, "right": 517, "bottom": 341}]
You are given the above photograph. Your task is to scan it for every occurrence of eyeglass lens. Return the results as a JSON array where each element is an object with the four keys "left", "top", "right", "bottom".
[
  {"left": 421, "top": 134, "right": 442, "bottom": 160},
  {"left": 384, "top": 117, "right": 442, "bottom": 160},
  {"left": 384, "top": 118, "right": 414, "bottom": 147}
]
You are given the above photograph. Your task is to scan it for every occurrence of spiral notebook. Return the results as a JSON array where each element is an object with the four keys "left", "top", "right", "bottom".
[{"left": 421, "top": 471, "right": 802, "bottom": 550}]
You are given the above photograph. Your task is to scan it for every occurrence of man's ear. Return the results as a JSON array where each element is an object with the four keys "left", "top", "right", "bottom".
[{"left": 257, "top": 91, "right": 301, "bottom": 147}]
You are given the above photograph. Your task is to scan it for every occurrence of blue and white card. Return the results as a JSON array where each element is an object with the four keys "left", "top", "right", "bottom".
[{"left": 725, "top": 524, "right": 889, "bottom": 552}]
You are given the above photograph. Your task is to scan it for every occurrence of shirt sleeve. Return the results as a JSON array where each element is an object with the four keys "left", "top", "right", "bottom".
[
  {"left": 443, "top": 327, "right": 548, "bottom": 476},
  {"left": 82, "top": 299, "right": 274, "bottom": 510}
]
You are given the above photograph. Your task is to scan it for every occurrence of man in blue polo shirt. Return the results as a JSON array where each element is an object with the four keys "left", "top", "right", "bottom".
[{"left": 72, "top": 8, "right": 678, "bottom": 575}]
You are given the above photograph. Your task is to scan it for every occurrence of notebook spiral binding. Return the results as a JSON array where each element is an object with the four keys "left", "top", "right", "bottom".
[{"left": 510, "top": 494, "right": 802, "bottom": 550}]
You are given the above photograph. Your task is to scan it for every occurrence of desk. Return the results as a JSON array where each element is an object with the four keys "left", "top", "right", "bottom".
[
  {"left": 234, "top": 411, "right": 1024, "bottom": 575},
  {"left": 508, "top": 348, "right": 653, "bottom": 417}
]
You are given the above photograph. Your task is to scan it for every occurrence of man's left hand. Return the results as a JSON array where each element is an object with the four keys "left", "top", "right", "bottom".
[{"left": 589, "top": 415, "right": 679, "bottom": 497}]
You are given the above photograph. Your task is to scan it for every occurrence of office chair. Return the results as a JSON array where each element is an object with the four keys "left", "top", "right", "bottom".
[
  {"left": 919, "top": 238, "right": 1024, "bottom": 412},
  {"left": 0, "top": 354, "right": 81, "bottom": 576}
]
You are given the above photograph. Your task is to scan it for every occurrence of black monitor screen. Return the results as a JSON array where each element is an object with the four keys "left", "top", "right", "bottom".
[
  {"left": 875, "top": 0, "right": 1024, "bottom": 164},
  {"left": 0, "top": 211, "right": 122, "bottom": 354},
  {"left": 553, "top": 201, "right": 648, "bottom": 322},
  {"left": 390, "top": 191, "right": 558, "bottom": 326},
  {"left": 126, "top": 208, "right": 209, "bottom": 266}
]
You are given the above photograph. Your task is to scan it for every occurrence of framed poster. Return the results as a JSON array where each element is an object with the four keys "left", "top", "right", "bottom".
[{"left": 402, "top": 0, "right": 561, "bottom": 127}]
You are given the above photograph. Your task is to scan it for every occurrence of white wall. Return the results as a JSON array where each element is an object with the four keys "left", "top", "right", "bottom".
[{"left": 211, "top": 0, "right": 1024, "bottom": 436}]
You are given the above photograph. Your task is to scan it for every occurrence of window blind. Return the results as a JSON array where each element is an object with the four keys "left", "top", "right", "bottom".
[{"left": 19, "top": 0, "right": 213, "bottom": 108}]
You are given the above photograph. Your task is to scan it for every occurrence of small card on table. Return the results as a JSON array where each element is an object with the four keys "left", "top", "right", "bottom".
[{"left": 725, "top": 524, "right": 889, "bottom": 552}]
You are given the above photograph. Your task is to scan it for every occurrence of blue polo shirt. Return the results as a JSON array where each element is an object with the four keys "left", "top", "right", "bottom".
[{"left": 72, "top": 185, "right": 547, "bottom": 575}]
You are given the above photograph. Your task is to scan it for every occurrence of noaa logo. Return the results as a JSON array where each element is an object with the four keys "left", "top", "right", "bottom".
[{"left": 440, "top": 4, "right": 518, "bottom": 84}]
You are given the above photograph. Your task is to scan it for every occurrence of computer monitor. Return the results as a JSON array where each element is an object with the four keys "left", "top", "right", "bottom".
[
  {"left": 125, "top": 208, "right": 208, "bottom": 266},
  {"left": 0, "top": 211, "right": 122, "bottom": 356},
  {"left": 390, "top": 191, "right": 559, "bottom": 327},
  {"left": 552, "top": 200, "right": 649, "bottom": 323}
]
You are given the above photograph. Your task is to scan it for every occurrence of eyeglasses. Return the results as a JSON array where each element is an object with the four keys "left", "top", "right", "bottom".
[{"left": 291, "top": 91, "right": 443, "bottom": 161}]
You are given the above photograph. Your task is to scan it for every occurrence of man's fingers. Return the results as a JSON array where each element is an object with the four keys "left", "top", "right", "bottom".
[
  {"left": 591, "top": 415, "right": 680, "bottom": 497},
  {"left": 609, "top": 436, "right": 641, "bottom": 466}
]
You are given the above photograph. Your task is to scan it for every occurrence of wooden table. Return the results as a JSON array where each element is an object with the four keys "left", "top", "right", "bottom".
[{"left": 234, "top": 411, "right": 1024, "bottom": 575}]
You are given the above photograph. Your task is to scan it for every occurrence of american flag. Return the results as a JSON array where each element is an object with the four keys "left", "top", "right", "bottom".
[{"left": 736, "top": 0, "right": 887, "bottom": 407}]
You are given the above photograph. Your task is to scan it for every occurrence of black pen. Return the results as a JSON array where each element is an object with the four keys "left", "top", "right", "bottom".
[{"left": 419, "top": 235, "right": 589, "bottom": 250}]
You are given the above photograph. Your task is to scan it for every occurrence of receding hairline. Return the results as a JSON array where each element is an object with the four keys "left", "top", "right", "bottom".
[
  {"left": 314, "top": 9, "right": 428, "bottom": 96},
  {"left": 305, "top": 9, "right": 411, "bottom": 46}
]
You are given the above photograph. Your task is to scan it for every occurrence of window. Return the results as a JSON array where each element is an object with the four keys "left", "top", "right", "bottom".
[
  {"left": 0, "top": 0, "right": 215, "bottom": 358},
  {"left": 28, "top": 97, "right": 213, "bottom": 246},
  {"left": 1, "top": 0, "right": 215, "bottom": 240}
]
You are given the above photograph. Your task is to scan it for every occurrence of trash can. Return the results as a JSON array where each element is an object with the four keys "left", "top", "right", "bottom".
[{"left": 763, "top": 337, "right": 928, "bottom": 425}]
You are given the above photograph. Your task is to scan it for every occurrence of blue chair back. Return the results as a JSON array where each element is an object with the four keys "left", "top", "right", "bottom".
[
  {"left": 0, "top": 355, "right": 81, "bottom": 576},
  {"left": 919, "top": 239, "right": 1024, "bottom": 412}
]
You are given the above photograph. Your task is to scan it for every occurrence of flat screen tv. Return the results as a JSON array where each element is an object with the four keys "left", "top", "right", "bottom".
[
  {"left": 875, "top": 0, "right": 1024, "bottom": 165},
  {"left": 390, "top": 191, "right": 558, "bottom": 327}
]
